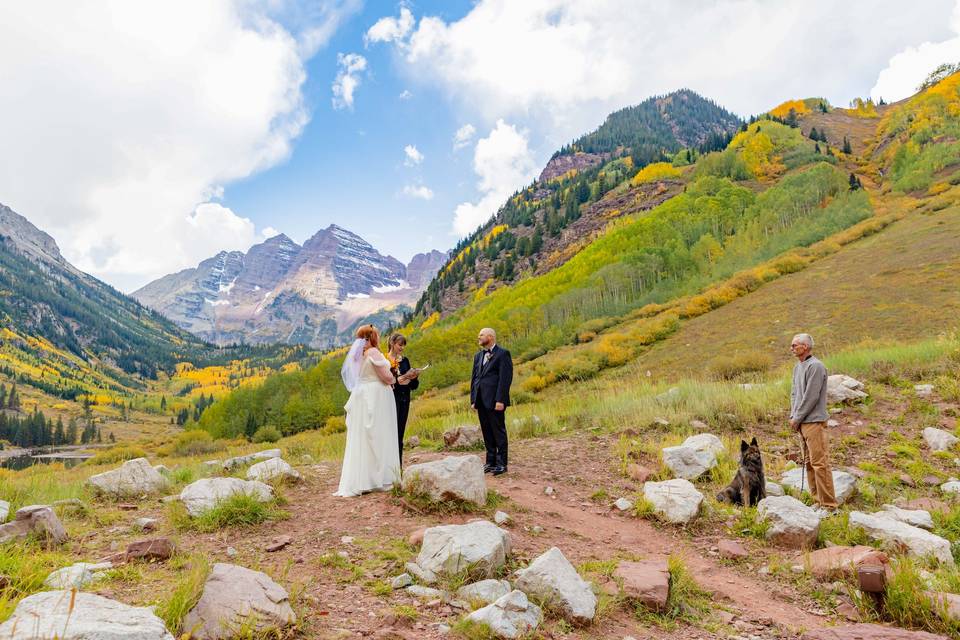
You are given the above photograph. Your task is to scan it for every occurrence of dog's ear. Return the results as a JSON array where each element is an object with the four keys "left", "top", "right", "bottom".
[
  {"left": 740, "top": 440, "right": 749, "bottom": 452},
  {"left": 750, "top": 436, "right": 758, "bottom": 446}
]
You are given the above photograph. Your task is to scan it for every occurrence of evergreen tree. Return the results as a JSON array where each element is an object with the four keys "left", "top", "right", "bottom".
[
  {"left": 66, "top": 417, "right": 78, "bottom": 445},
  {"left": 814, "top": 143, "right": 821, "bottom": 154},
  {"left": 96, "top": 427, "right": 102, "bottom": 443},
  {"left": 109, "top": 431, "right": 116, "bottom": 443},
  {"left": 808, "top": 127, "right": 819, "bottom": 140},
  {"left": 160, "top": 395, "right": 167, "bottom": 411},
  {"left": 0, "top": 383, "right": 6, "bottom": 408},
  {"left": 826, "top": 146, "right": 834, "bottom": 157},
  {"left": 244, "top": 413, "right": 257, "bottom": 441},
  {"left": 848, "top": 172, "right": 862, "bottom": 191},
  {"left": 54, "top": 417, "right": 65, "bottom": 446},
  {"left": 842, "top": 136, "right": 852, "bottom": 154},
  {"left": 7, "top": 384, "right": 19, "bottom": 411},
  {"left": 819, "top": 101, "right": 828, "bottom": 113}
]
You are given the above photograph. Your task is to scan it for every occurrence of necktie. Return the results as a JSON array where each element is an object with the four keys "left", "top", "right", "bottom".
[{"left": 482, "top": 349, "right": 492, "bottom": 366}]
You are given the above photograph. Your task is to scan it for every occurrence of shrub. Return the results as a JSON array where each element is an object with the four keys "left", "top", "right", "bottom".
[
  {"left": 320, "top": 415, "right": 346, "bottom": 435},
  {"left": 252, "top": 425, "right": 282, "bottom": 443},
  {"left": 521, "top": 375, "right": 547, "bottom": 393},
  {"left": 167, "top": 430, "right": 223, "bottom": 458},
  {"left": 631, "top": 162, "right": 681, "bottom": 186},
  {"left": 710, "top": 351, "right": 773, "bottom": 380},
  {"left": 86, "top": 445, "right": 148, "bottom": 466}
]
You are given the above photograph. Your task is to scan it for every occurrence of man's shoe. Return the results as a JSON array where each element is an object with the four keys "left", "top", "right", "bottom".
[
  {"left": 492, "top": 466, "right": 507, "bottom": 476},
  {"left": 483, "top": 465, "right": 494, "bottom": 474}
]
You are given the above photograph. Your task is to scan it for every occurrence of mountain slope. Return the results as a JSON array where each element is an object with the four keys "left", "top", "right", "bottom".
[
  {"left": 416, "top": 89, "right": 742, "bottom": 316},
  {"left": 134, "top": 226, "right": 446, "bottom": 349}
]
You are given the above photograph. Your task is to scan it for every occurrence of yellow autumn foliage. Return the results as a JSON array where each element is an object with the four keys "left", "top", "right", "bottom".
[
  {"left": 420, "top": 312, "right": 440, "bottom": 330},
  {"left": 630, "top": 162, "right": 681, "bottom": 186},
  {"left": 769, "top": 99, "right": 810, "bottom": 118}
]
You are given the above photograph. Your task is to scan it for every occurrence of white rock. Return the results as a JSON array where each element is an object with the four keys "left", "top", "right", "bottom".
[
  {"left": 848, "top": 511, "right": 953, "bottom": 565},
  {"left": 494, "top": 511, "right": 511, "bottom": 525},
  {"left": 643, "top": 479, "right": 703, "bottom": 524},
  {"left": 0, "top": 591, "right": 173, "bottom": 639},
  {"left": 458, "top": 579, "right": 512, "bottom": 607},
  {"left": 407, "top": 585, "right": 445, "bottom": 599},
  {"left": 924, "top": 428, "right": 959, "bottom": 452},
  {"left": 179, "top": 477, "right": 273, "bottom": 517},
  {"left": 614, "top": 497, "right": 634, "bottom": 511},
  {"left": 757, "top": 495, "right": 821, "bottom": 548},
  {"left": 222, "top": 448, "right": 282, "bottom": 470},
  {"left": 780, "top": 468, "right": 858, "bottom": 504},
  {"left": 202, "top": 460, "right": 223, "bottom": 471},
  {"left": 690, "top": 419, "right": 709, "bottom": 430},
  {"left": 133, "top": 517, "right": 159, "bottom": 532},
  {"left": 417, "top": 520, "right": 511, "bottom": 577},
  {"left": 467, "top": 590, "right": 541, "bottom": 639},
  {"left": 915, "top": 384, "right": 935, "bottom": 397},
  {"left": 153, "top": 465, "right": 171, "bottom": 475},
  {"left": 661, "top": 445, "right": 716, "bottom": 480},
  {"left": 765, "top": 481, "right": 785, "bottom": 497},
  {"left": 183, "top": 563, "right": 296, "bottom": 639},
  {"left": 544, "top": 486, "right": 555, "bottom": 496},
  {"left": 391, "top": 573, "right": 412, "bottom": 589},
  {"left": 514, "top": 547, "right": 596, "bottom": 623},
  {"left": 402, "top": 456, "right": 487, "bottom": 506},
  {"left": 443, "top": 424, "right": 483, "bottom": 449},
  {"left": 86, "top": 458, "right": 167, "bottom": 497},
  {"left": 405, "top": 561, "right": 438, "bottom": 585},
  {"left": 0, "top": 499, "right": 8, "bottom": 522},
  {"left": 827, "top": 375, "right": 867, "bottom": 404},
  {"left": 246, "top": 457, "right": 302, "bottom": 483},
  {"left": 682, "top": 433, "right": 725, "bottom": 456},
  {"left": 942, "top": 481, "right": 960, "bottom": 495},
  {"left": 827, "top": 419, "right": 840, "bottom": 428},
  {"left": 877, "top": 504, "right": 934, "bottom": 530},
  {"left": 43, "top": 562, "right": 113, "bottom": 589}
]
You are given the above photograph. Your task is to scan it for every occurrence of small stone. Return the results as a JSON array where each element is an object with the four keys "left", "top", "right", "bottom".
[
  {"left": 827, "top": 419, "right": 840, "bottom": 428},
  {"left": 183, "top": 563, "right": 295, "bottom": 638},
  {"left": 923, "top": 427, "right": 959, "bottom": 453},
  {"left": 544, "top": 486, "right": 555, "bottom": 496},
  {"left": 457, "top": 579, "right": 511, "bottom": 606},
  {"left": 408, "top": 528, "right": 427, "bottom": 546},
  {"left": 225, "top": 547, "right": 237, "bottom": 557},
  {"left": 133, "top": 517, "right": 158, "bottom": 532},
  {"left": 406, "top": 585, "right": 444, "bottom": 600},
  {"left": 265, "top": 535, "right": 293, "bottom": 552},
  {"left": 718, "top": 539, "right": 749, "bottom": 560},
  {"left": 765, "top": 481, "right": 785, "bottom": 497},
  {"left": 915, "top": 384, "right": 935, "bottom": 397},
  {"left": 614, "top": 497, "right": 634, "bottom": 511},
  {"left": 494, "top": 511, "right": 511, "bottom": 525},
  {"left": 531, "top": 525, "right": 544, "bottom": 534},
  {"left": 405, "top": 561, "right": 438, "bottom": 585},
  {"left": 341, "top": 536, "right": 354, "bottom": 545},
  {"left": 614, "top": 559, "right": 670, "bottom": 611},
  {"left": 391, "top": 573, "right": 413, "bottom": 589},
  {"left": 626, "top": 464, "right": 653, "bottom": 483},
  {"left": 690, "top": 419, "right": 708, "bottom": 430},
  {"left": 125, "top": 537, "right": 175, "bottom": 562},
  {"left": 405, "top": 436, "right": 420, "bottom": 448},
  {"left": 513, "top": 547, "right": 596, "bottom": 623}
]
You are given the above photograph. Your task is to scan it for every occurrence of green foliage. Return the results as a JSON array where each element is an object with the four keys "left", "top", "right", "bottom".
[
  {"left": 154, "top": 555, "right": 211, "bottom": 633},
  {"left": 86, "top": 445, "right": 148, "bottom": 466},
  {"left": 710, "top": 351, "right": 773, "bottom": 380},
  {"left": 170, "top": 492, "right": 286, "bottom": 532},
  {"left": 162, "top": 429, "right": 224, "bottom": 458},
  {"left": 252, "top": 425, "right": 282, "bottom": 443}
]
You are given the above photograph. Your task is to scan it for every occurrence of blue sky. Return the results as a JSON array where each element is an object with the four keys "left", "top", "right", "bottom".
[{"left": 1, "top": 1, "right": 959, "bottom": 290}]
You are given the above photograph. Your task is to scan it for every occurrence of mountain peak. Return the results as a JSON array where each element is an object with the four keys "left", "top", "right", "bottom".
[{"left": 0, "top": 202, "right": 69, "bottom": 268}]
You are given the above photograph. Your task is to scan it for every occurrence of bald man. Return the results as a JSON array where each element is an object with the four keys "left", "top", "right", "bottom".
[{"left": 471, "top": 327, "right": 514, "bottom": 476}]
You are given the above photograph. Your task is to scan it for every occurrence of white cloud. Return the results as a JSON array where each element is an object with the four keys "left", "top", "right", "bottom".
[
  {"left": 385, "top": 1, "right": 954, "bottom": 144},
  {"left": 402, "top": 184, "right": 435, "bottom": 200},
  {"left": 332, "top": 52, "right": 368, "bottom": 110},
  {"left": 261, "top": 226, "right": 282, "bottom": 239},
  {"left": 453, "top": 123, "right": 476, "bottom": 150},
  {"left": 0, "top": 1, "right": 326, "bottom": 291},
  {"left": 404, "top": 144, "right": 424, "bottom": 165},
  {"left": 365, "top": 5, "right": 415, "bottom": 44},
  {"left": 289, "top": 0, "right": 363, "bottom": 57},
  {"left": 453, "top": 120, "right": 537, "bottom": 236},
  {"left": 399, "top": 89, "right": 413, "bottom": 100},
  {"left": 871, "top": 1, "right": 960, "bottom": 102}
]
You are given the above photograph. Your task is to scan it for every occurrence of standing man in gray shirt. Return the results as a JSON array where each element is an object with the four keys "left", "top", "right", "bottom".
[{"left": 790, "top": 333, "right": 838, "bottom": 512}]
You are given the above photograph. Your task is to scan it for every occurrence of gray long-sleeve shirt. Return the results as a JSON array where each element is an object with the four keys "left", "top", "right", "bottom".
[{"left": 790, "top": 355, "right": 829, "bottom": 424}]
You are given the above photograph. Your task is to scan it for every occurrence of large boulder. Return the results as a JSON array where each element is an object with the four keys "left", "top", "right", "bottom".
[
  {"left": 877, "top": 505, "right": 934, "bottom": 530},
  {"left": 179, "top": 478, "right": 273, "bottom": 517},
  {"left": 458, "top": 579, "right": 512, "bottom": 607},
  {"left": 780, "top": 468, "right": 858, "bottom": 504},
  {"left": 802, "top": 546, "right": 890, "bottom": 581},
  {"left": 660, "top": 433, "right": 724, "bottom": 479},
  {"left": 183, "top": 563, "right": 296, "bottom": 639},
  {"left": 0, "top": 505, "right": 68, "bottom": 544},
  {"left": 246, "top": 458, "right": 302, "bottom": 483},
  {"left": 757, "top": 495, "right": 821, "bottom": 548},
  {"left": 443, "top": 425, "right": 483, "bottom": 449},
  {"left": 643, "top": 479, "right": 704, "bottom": 524},
  {"left": 923, "top": 428, "right": 959, "bottom": 453},
  {"left": 803, "top": 624, "right": 948, "bottom": 640},
  {"left": 87, "top": 458, "right": 167, "bottom": 497},
  {"left": 613, "top": 559, "right": 670, "bottom": 611},
  {"left": 848, "top": 511, "right": 953, "bottom": 565},
  {"left": 0, "top": 499, "right": 9, "bottom": 522},
  {"left": 43, "top": 562, "right": 113, "bottom": 589},
  {"left": 222, "top": 449, "right": 282, "bottom": 470},
  {"left": 467, "top": 590, "right": 541, "bottom": 639},
  {"left": 0, "top": 590, "right": 173, "bottom": 639},
  {"left": 417, "top": 520, "right": 511, "bottom": 578},
  {"left": 402, "top": 456, "right": 487, "bottom": 506},
  {"left": 514, "top": 547, "right": 596, "bottom": 624},
  {"left": 827, "top": 375, "right": 868, "bottom": 404}
]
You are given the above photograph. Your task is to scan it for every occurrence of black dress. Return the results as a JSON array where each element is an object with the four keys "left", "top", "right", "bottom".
[{"left": 392, "top": 356, "right": 419, "bottom": 464}]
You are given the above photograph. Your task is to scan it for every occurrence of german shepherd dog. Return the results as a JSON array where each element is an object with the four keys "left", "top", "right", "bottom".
[{"left": 716, "top": 437, "right": 766, "bottom": 507}]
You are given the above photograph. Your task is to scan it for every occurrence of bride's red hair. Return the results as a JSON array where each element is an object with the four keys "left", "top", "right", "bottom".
[{"left": 356, "top": 324, "right": 380, "bottom": 348}]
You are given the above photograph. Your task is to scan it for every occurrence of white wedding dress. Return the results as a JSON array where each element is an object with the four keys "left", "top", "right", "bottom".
[{"left": 334, "top": 350, "right": 400, "bottom": 497}]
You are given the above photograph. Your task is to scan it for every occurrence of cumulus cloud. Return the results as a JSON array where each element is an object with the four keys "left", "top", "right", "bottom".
[
  {"left": 332, "top": 52, "right": 368, "bottom": 110},
  {"left": 453, "top": 120, "right": 537, "bottom": 236},
  {"left": 261, "top": 226, "right": 282, "bottom": 239},
  {"left": 382, "top": 1, "right": 953, "bottom": 145},
  {"left": 399, "top": 89, "right": 413, "bottom": 100},
  {"left": 402, "top": 184, "right": 435, "bottom": 200},
  {"left": 0, "top": 1, "right": 328, "bottom": 291},
  {"left": 453, "top": 124, "right": 476, "bottom": 150},
  {"left": 404, "top": 144, "right": 424, "bottom": 165},
  {"left": 365, "top": 5, "right": 415, "bottom": 44},
  {"left": 871, "top": 1, "right": 960, "bottom": 102}
]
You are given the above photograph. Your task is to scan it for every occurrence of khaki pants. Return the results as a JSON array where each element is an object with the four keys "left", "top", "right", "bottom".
[{"left": 799, "top": 421, "right": 838, "bottom": 508}]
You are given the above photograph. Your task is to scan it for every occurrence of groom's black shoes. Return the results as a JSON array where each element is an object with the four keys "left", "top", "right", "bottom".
[
  {"left": 483, "top": 464, "right": 494, "bottom": 474},
  {"left": 492, "top": 466, "right": 507, "bottom": 476}
]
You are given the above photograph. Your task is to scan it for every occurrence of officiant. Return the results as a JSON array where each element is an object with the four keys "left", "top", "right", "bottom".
[{"left": 388, "top": 333, "right": 419, "bottom": 464}]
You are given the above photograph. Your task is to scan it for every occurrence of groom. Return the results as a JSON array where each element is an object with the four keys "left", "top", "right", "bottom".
[{"left": 470, "top": 327, "right": 513, "bottom": 476}]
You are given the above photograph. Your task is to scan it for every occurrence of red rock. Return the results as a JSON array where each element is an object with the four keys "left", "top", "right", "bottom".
[
  {"left": 803, "top": 546, "right": 889, "bottom": 581},
  {"left": 626, "top": 464, "right": 653, "bottom": 483},
  {"left": 126, "top": 537, "right": 175, "bottom": 562},
  {"left": 903, "top": 498, "right": 950, "bottom": 513},
  {"left": 718, "top": 539, "right": 749, "bottom": 560},
  {"left": 802, "top": 623, "right": 948, "bottom": 640},
  {"left": 265, "top": 535, "right": 293, "bottom": 552},
  {"left": 926, "top": 591, "right": 960, "bottom": 622},
  {"left": 117, "top": 503, "right": 138, "bottom": 511},
  {"left": 408, "top": 527, "right": 427, "bottom": 547},
  {"left": 613, "top": 559, "right": 670, "bottom": 612},
  {"left": 837, "top": 601, "right": 861, "bottom": 621},
  {"left": 898, "top": 474, "right": 916, "bottom": 488}
]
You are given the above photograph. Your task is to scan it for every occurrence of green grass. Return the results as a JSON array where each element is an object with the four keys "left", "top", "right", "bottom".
[
  {"left": 168, "top": 492, "right": 287, "bottom": 532},
  {"left": 0, "top": 539, "right": 73, "bottom": 619},
  {"left": 636, "top": 556, "right": 712, "bottom": 629},
  {"left": 153, "top": 554, "right": 211, "bottom": 634},
  {"left": 854, "top": 558, "right": 960, "bottom": 636}
]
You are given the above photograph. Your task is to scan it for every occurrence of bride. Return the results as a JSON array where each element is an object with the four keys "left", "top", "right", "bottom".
[{"left": 334, "top": 325, "right": 400, "bottom": 497}]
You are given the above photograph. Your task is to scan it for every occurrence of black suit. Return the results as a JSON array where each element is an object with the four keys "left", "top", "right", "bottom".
[
  {"left": 470, "top": 344, "right": 513, "bottom": 468},
  {"left": 392, "top": 356, "right": 418, "bottom": 465}
]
